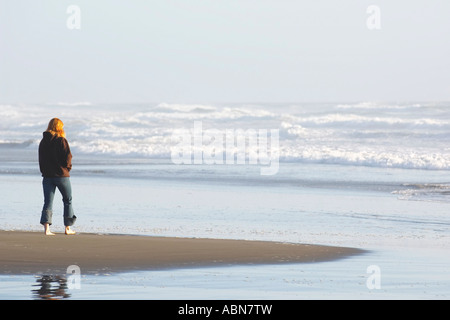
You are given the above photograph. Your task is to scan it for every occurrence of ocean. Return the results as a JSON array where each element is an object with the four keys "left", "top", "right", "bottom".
[
  {"left": 1, "top": 101, "right": 450, "bottom": 299},
  {"left": 2, "top": 101, "right": 450, "bottom": 170}
]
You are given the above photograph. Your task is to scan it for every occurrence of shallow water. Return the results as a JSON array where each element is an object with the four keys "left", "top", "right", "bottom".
[
  {"left": 1, "top": 164, "right": 450, "bottom": 299},
  {"left": 1, "top": 248, "right": 449, "bottom": 300}
]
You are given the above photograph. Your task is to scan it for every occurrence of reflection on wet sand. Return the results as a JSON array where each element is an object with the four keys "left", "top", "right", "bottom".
[{"left": 32, "top": 275, "right": 71, "bottom": 300}]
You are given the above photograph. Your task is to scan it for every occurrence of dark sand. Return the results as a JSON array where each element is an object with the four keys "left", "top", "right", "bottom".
[{"left": 0, "top": 231, "right": 364, "bottom": 275}]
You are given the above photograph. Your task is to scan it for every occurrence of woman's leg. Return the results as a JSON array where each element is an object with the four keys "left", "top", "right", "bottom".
[
  {"left": 55, "top": 177, "right": 77, "bottom": 234},
  {"left": 40, "top": 178, "right": 56, "bottom": 235}
]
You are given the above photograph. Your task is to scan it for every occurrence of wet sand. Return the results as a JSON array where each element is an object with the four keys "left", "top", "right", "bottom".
[{"left": 0, "top": 231, "right": 364, "bottom": 275}]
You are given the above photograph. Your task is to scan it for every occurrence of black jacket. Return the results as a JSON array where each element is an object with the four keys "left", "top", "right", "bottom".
[{"left": 39, "top": 131, "right": 72, "bottom": 177}]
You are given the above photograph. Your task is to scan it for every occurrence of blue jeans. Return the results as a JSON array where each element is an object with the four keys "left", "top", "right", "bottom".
[{"left": 40, "top": 177, "right": 77, "bottom": 227}]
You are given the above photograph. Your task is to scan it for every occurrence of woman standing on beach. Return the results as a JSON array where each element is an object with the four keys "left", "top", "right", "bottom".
[{"left": 39, "top": 118, "right": 76, "bottom": 235}]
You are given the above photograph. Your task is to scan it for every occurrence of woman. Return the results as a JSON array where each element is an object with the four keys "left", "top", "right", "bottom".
[{"left": 39, "top": 118, "right": 76, "bottom": 235}]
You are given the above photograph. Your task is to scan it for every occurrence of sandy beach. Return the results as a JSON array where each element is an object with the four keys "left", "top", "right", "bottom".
[{"left": 0, "top": 230, "right": 363, "bottom": 275}]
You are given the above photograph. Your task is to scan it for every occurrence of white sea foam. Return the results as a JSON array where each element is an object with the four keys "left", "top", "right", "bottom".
[
  {"left": 281, "top": 145, "right": 450, "bottom": 170},
  {"left": 336, "top": 102, "right": 424, "bottom": 110},
  {"left": 283, "top": 113, "right": 449, "bottom": 128}
]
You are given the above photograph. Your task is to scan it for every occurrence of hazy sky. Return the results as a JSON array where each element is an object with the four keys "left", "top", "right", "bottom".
[{"left": 1, "top": 0, "right": 449, "bottom": 104}]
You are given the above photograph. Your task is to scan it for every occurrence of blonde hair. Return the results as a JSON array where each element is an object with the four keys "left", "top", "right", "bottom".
[{"left": 46, "top": 118, "right": 66, "bottom": 138}]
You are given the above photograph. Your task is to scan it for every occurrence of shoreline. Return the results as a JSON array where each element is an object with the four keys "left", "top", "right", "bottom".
[{"left": 0, "top": 230, "right": 365, "bottom": 275}]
